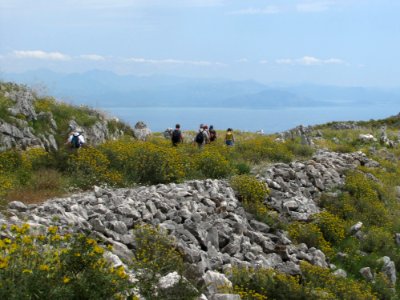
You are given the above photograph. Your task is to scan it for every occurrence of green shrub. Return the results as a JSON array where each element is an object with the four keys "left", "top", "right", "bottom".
[
  {"left": 230, "top": 175, "right": 269, "bottom": 219},
  {"left": 288, "top": 222, "right": 334, "bottom": 258},
  {"left": 322, "top": 172, "right": 391, "bottom": 228},
  {"left": 132, "top": 224, "right": 199, "bottom": 300},
  {"left": 371, "top": 272, "right": 397, "bottom": 299},
  {"left": 235, "top": 136, "right": 294, "bottom": 163},
  {"left": 234, "top": 162, "right": 251, "bottom": 175},
  {"left": 195, "top": 148, "right": 233, "bottom": 179},
  {"left": 300, "top": 261, "right": 378, "bottom": 300},
  {"left": 0, "top": 93, "right": 15, "bottom": 122},
  {"left": 361, "top": 226, "right": 395, "bottom": 254},
  {"left": 285, "top": 139, "right": 314, "bottom": 158},
  {"left": 314, "top": 211, "right": 346, "bottom": 244},
  {"left": 107, "top": 119, "right": 134, "bottom": 136},
  {"left": 130, "top": 142, "right": 185, "bottom": 184},
  {"left": 67, "top": 147, "right": 123, "bottom": 188},
  {"left": 230, "top": 175, "right": 269, "bottom": 204},
  {"left": 0, "top": 224, "right": 132, "bottom": 300},
  {"left": 229, "top": 267, "right": 307, "bottom": 300}
]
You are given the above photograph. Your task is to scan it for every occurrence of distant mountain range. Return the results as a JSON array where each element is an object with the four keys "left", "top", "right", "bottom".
[{"left": 1, "top": 69, "right": 399, "bottom": 109}]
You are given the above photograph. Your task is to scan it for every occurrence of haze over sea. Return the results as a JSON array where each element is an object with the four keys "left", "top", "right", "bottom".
[
  {"left": 108, "top": 104, "right": 400, "bottom": 133},
  {"left": 1, "top": 1, "right": 400, "bottom": 133}
]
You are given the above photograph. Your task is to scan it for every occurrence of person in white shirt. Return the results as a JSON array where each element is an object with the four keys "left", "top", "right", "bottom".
[{"left": 67, "top": 131, "right": 85, "bottom": 148}]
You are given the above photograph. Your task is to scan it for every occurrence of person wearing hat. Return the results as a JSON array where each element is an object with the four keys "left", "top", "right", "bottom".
[
  {"left": 67, "top": 131, "right": 85, "bottom": 149},
  {"left": 194, "top": 124, "right": 209, "bottom": 148}
]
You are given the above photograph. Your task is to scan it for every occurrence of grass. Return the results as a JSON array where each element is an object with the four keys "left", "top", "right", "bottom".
[{"left": 4, "top": 169, "right": 69, "bottom": 204}]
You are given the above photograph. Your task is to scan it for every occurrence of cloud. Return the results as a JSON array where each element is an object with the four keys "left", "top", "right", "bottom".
[
  {"left": 228, "top": 1, "right": 343, "bottom": 16},
  {"left": 126, "top": 57, "right": 224, "bottom": 66},
  {"left": 227, "top": 6, "right": 280, "bottom": 15},
  {"left": 298, "top": 56, "right": 322, "bottom": 65},
  {"left": 79, "top": 54, "right": 106, "bottom": 61},
  {"left": 13, "top": 50, "right": 70, "bottom": 61},
  {"left": 276, "top": 58, "right": 293, "bottom": 65},
  {"left": 276, "top": 56, "right": 344, "bottom": 66},
  {"left": 259, "top": 60, "right": 269, "bottom": 64},
  {"left": 296, "top": 1, "right": 335, "bottom": 13},
  {"left": 236, "top": 58, "right": 249, "bottom": 63}
]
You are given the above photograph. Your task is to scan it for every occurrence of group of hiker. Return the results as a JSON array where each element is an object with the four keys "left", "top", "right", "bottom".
[
  {"left": 66, "top": 124, "right": 235, "bottom": 150},
  {"left": 171, "top": 124, "right": 235, "bottom": 147}
]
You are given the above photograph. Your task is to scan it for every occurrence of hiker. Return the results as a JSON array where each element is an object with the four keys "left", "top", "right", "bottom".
[
  {"left": 171, "top": 124, "right": 183, "bottom": 146},
  {"left": 194, "top": 124, "right": 209, "bottom": 148},
  {"left": 67, "top": 131, "right": 85, "bottom": 149},
  {"left": 209, "top": 125, "right": 217, "bottom": 142},
  {"left": 225, "top": 128, "right": 235, "bottom": 146},
  {"left": 203, "top": 125, "right": 210, "bottom": 144}
]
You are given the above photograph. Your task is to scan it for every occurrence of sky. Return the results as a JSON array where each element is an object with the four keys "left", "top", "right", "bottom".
[{"left": 0, "top": 0, "right": 399, "bottom": 87}]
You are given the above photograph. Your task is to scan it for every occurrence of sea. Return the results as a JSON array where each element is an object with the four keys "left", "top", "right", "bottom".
[{"left": 104, "top": 103, "right": 400, "bottom": 133}]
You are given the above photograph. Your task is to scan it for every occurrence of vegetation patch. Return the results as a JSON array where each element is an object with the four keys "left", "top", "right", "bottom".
[{"left": 0, "top": 224, "right": 133, "bottom": 299}]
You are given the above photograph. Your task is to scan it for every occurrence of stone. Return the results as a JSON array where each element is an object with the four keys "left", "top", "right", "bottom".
[
  {"left": 211, "top": 294, "right": 241, "bottom": 300},
  {"left": 109, "top": 221, "right": 128, "bottom": 235},
  {"left": 158, "top": 271, "right": 182, "bottom": 289},
  {"left": 249, "top": 220, "right": 270, "bottom": 233},
  {"left": 378, "top": 256, "right": 397, "bottom": 285},
  {"left": 203, "top": 271, "right": 232, "bottom": 295},
  {"left": 333, "top": 269, "right": 347, "bottom": 278},
  {"left": 359, "top": 134, "right": 377, "bottom": 143},
  {"left": 104, "top": 251, "right": 125, "bottom": 268},
  {"left": 8, "top": 201, "right": 28, "bottom": 212},
  {"left": 350, "top": 222, "right": 363, "bottom": 234},
  {"left": 133, "top": 121, "right": 151, "bottom": 141},
  {"left": 359, "top": 267, "right": 374, "bottom": 282}
]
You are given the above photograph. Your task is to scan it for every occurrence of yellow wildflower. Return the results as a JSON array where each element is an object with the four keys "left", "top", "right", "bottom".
[
  {"left": 63, "top": 276, "right": 71, "bottom": 283},
  {"left": 39, "top": 265, "right": 50, "bottom": 271}
]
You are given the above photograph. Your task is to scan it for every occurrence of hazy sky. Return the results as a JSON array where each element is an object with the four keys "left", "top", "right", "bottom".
[{"left": 0, "top": 0, "right": 399, "bottom": 86}]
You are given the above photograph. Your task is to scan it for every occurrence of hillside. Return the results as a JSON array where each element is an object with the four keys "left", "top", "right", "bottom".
[
  {"left": 1, "top": 82, "right": 400, "bottom": 299},
  {"left": 0, "top": 81, "right": 134, "bottom": 152}
]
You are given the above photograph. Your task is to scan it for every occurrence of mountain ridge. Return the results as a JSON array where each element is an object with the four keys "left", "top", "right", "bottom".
[{"left": 2, "top": 69, "right": 399, "bottom": 109}]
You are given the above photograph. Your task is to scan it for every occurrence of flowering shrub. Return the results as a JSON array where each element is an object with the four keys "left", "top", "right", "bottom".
[
  {"left": 230, "top": 175, "right": 269, "bottom": 219},
  {"left": 0, "top": 151, "right": 25, "bottom": 197},
  {"left": 228, "top": 263, "right": 378, "bottom": 300},
  {"left": 228, "top": 266, "right": 323, "bottom": 300},
  {"left": 323, "top": 172, "right": 391, "bottom": 227},
  {"left": 67, "top": 147, "right": 123, "bottom": 188},
  {"left": 21, "top": 147, "right": 50, "bottom": 170},
  {"left": 129, "top": 142, "right": 185, "bottom": 184},
  {"left": 313, "top": 211, "right": 346, "bottom": 244},
  {"left": 300, "top": 261, "right": 377, "bottom": 300},
  {"left": 0, "top": 224, "right": 132, "bottom": 299},
  {"left": 361, "top": 226, "right": 395, "bottom": 254},
  {"left": 230, "top": 175, "right": 269, "bottom": 203},
  {"left": 288, "top": 222, "right": 334, "bottom": 258},
  {"left": 132, "top": 224, "right": 199, "bottom": 300},
  {"left": 235, "top": 137, "right": 294, "bottom": 163},
  {"left": 194, "top": 148, "right": 233, "bottom": 179}
]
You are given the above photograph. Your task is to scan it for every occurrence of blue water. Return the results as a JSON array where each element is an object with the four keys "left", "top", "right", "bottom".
[{"left": 103, "top": 104, "right": 400, "bottom": 133}]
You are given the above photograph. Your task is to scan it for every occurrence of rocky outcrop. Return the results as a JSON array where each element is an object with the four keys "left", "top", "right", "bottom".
[
  {"left": 0, "top": 83, "right": 132, "bottom": 151},
  {"left": 259, "top": 150, "right": 379, "bottom": 221},
  {"left": 5, "top": 87, "right": 37, "bottom": 120},
  {"left": 133, "top": 121, "right": 152, "bottom": 141},
  {"left": 278, "top": 125, "right": 314, "bottom": 145}
]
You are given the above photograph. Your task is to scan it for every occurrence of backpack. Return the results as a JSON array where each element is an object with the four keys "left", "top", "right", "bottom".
[
  {"left": 171, "top": 129, "right": 181, "bottom": 143},
  {"left": 195, "top": 131, "right": 204, "bottom": 144},
  {"left": 71, "top": 134, "right": 81, "bottom": 148}
]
